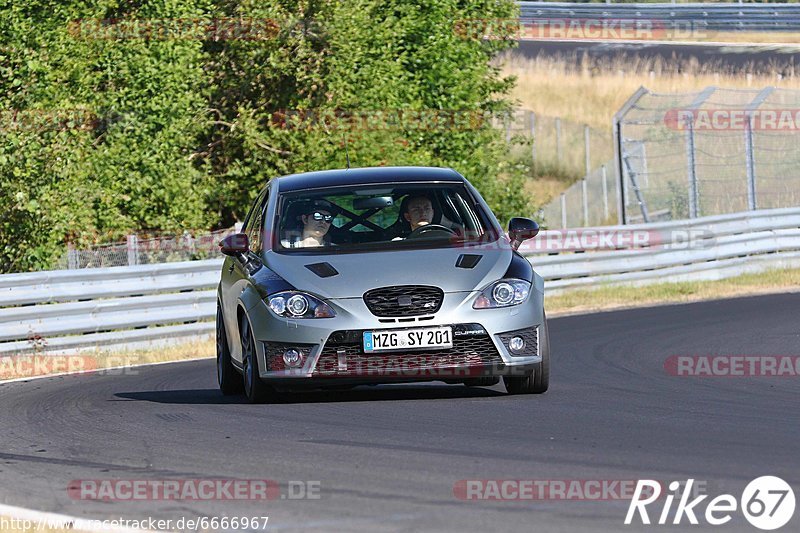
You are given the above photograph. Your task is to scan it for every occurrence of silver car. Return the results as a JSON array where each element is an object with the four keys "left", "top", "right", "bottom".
[{"left": 216, "top": 166, "right": 549, "bottom": 402}]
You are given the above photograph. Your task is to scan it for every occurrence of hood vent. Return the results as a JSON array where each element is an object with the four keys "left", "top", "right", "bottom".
[
  {"left": 455, "top": 254, "right": 482, "bottom": 269},
  {"left": 305, "top": 262, "right": 339, "bottom": 278}
]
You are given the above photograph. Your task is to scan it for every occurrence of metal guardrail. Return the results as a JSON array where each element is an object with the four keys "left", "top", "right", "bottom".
[
  {"left": 1, "top": 207, "right": 798, "bottom": 355},
  {"left": 518, "top": 2, "right": 800, "bottom": 32},
  {"left": 0, "top": 260, "right": 221, "bottom": 355},
  {"left": 525, "top": 207, "right": 800, "bottom": 291}
]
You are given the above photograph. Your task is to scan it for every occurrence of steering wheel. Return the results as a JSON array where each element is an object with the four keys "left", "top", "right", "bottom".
[{"left": 406, "top": 224, "right": 458, "bottom": 239}]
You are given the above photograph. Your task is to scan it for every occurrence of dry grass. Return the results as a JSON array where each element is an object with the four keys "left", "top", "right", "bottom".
[
  {"left": 524, "top": 174, "right": 567, "bottom": 205},
  {"left": 702, "top": 31, "right": 800, "bottom": 44},
  {"left": 500, "top": 54, "right": 800, "bottom": 130},
  {"left": 547, "top": 267, "right": 800, "bottom": 316}
]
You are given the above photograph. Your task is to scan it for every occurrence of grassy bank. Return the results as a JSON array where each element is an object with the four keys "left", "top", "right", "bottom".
[{"left": 547, "top": 267, "right": 800, "bottom": 316}]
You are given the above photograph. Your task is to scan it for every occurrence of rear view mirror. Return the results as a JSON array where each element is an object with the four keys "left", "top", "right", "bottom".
[
  {"left": 219, "top": 233, "right": 249, "bottom": 256},
  {"left": 508, "top": 218, "right": 539, "bottom": 251},
  {"left": 353, "top": 196, "right": 394, "bottom": 210}
]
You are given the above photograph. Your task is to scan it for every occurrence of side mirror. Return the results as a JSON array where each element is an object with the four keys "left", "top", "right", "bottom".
[
  {"left": 508, "top": 217, "right": 539, "bottom": 251},
  {"left": 219, "top": 233, "right": 249, "bottom": 256}
]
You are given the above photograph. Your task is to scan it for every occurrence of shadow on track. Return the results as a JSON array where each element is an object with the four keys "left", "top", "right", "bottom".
[{"left": 115, "top": 383, "right": 505, "bottom": 405}]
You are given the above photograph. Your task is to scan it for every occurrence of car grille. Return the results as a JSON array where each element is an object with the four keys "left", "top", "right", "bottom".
[
  {"left": 313, "top": 325, "right": 502, "bottom": 378},
  {"left": 498, "top": 327, "right": 539, "bottom": 357},
  {"left": 363, "top": 285, "right": 444, "bottom": 317}
]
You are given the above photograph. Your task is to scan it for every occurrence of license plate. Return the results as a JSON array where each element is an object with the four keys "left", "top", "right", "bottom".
[{"left": 363, "top": 326, "right": 453, "bottom": 352}]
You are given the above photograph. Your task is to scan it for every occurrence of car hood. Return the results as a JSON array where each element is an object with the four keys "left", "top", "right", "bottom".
[{"left": 263, "top": 246, "right": 512, "bottom": 299}]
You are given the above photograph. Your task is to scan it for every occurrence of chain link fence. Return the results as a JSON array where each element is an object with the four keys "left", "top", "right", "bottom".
[
  {"left": 57, "top": 227, "right": 238, "bottom": 269},
  {"left": 616, "top": 86, "right": 800, "bottom": 224},
  {"left": 497, "top": 109, "right": 613, "bottom": 180},
  {"left": 494, "top": 109, "right": 617, "bottom": 228},
  {"left": 540, "top": 161, "right": 620, "bottom": 228}
]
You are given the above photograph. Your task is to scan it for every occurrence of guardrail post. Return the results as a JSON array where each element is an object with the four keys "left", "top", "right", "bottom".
[
  {"left": 529, "top": 110, "right": 536, "bottom": 166},
  {"left": 601, "top": 164, "right": 610, "bottom": 222},
  {"left": 67, "top": 244, "right": 78, "bottom": 270},
  {"left": 126, "top": 234, "right": 139, "bottom": 266},
  {"left": 613, "top": 86, "right": 650, "bottom": 225},
  {"left": 560, "top": 193, "right": 567, "bottom": 229},
  {"left": 581, "top": 178, "right": 589, "bottom": 227},
  {"left": 504, "top": 110, "right": 511, "bottom": 143},
  {"left": 743, "top": 87, "right": 773, "bottom": 211},
  {"left": 744, "top": 118, "right": 757, "bottom": 211},
  {"left": 555, "top": 117, "right": 562, "bottom": 164},
  {"left": 681, "top": 86, "right": 716, "bottom": 219},
  {"left": 685, "top": 120, "right": 699, "bottom": 218},
  {"left": 584, "top": 125, "right": 591, "bottom": 176}
]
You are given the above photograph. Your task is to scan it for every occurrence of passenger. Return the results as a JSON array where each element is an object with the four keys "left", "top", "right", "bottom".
[{"left": 284, "top": 200, "right": 337, "bottom": 248}]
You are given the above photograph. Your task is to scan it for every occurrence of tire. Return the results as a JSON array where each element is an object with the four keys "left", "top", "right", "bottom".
[
  {"left": 217, "top": 304, "right": 243, "bottom": 395},
  {"left": 240, "top": 314, "right": 273, "bottom": 404},
  {"left": 503, "top": 313, "right": 550, "bottom": 395}
]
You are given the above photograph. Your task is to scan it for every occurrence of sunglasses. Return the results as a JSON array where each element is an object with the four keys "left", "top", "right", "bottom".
[{"left": 309, "top": 211, "right": 333, "bottom": 222}]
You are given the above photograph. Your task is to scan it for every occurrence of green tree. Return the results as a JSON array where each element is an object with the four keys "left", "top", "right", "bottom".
[
  {"left": 0, "top": 0, "right": 212, "bottom": 272},
  {"left": 200, "top": 0, "right": 529, "bottom": 227}
]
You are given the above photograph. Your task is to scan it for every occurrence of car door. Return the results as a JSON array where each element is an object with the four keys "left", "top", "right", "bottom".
[{"left": 222, "top": 187, "right": 269, "bottom": 364}]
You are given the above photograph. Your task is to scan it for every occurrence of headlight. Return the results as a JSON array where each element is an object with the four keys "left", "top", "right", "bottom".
[
  {"left": 268, "top": 291, "right": 335, "bottom": 318},
  {"left": 473, "top": 279, "right": 530, "bottom": 309}
]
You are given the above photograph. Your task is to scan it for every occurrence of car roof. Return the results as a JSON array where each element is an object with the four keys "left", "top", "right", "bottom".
[{"left": 273, "top": 166, "right": 464, "bottom": 193}]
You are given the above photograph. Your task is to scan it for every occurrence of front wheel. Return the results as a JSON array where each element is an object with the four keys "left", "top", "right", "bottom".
[
  {"left": 240, "top": 315, "right": 273, "bottom": 404},
  {"left": 217, "top": 304, "right": 243, "bottom": 395},
  {"left": 504, "top": 314, "right": 550, "bottom": 395}
]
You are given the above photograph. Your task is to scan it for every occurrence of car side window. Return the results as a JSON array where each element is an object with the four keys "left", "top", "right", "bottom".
[{"left": 244, "top": 189, "right": 268, "bottom": 252}]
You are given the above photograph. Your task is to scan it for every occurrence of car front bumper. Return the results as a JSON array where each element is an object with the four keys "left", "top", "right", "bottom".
[{"left": 245, "top": 286, "right": 545, "bottom": 384}]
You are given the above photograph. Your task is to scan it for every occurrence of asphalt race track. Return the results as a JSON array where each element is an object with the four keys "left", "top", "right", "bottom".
[
  {"left": 514, "top": 40, "right": 800, "bottom": 74},
  {"left": 1, "top": 293, "right": 798, "bottom": 532}
]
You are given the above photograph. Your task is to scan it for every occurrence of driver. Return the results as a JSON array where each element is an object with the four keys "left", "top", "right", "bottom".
[{"left": 403, "top": 195, "right": 434, "bottom": 231}]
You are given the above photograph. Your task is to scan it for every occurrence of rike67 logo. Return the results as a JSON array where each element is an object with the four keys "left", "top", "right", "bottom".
[{"left": 626, "top": 477, "right": 795, "bottom": 530}]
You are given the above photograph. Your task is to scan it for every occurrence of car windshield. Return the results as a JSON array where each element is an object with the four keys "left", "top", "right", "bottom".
[{"left": 273, "top": 183, "right": 499, "bottom": 253}]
